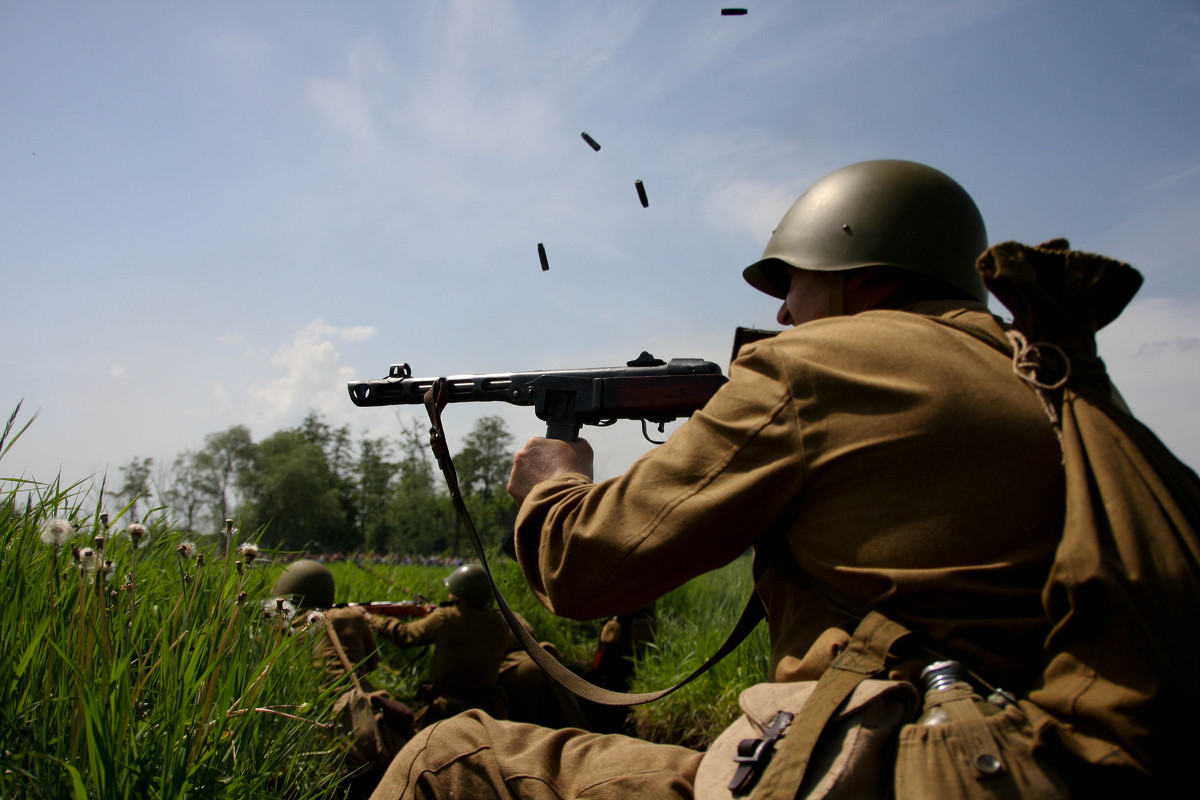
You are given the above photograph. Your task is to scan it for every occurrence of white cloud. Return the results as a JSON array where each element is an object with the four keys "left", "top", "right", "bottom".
[
  {"left": 213, "top": 33, "right": 268, "bottom": 71},
  {"left": 1100, "top": 295, "right": 1200, "bottom": 469},
  {"left": 305, "top": 40, "right": 391, "bottom": 154},
  {"left": 246, "top": 319, "right": 363, "bottom": 429},
  {"left": 701, "top": 178, "right": 797, "bottom": 243},
  {"left": 109, "top": 365, "right": 128, "bottom": 379},
  {"left": 338, "top": 325, "right": 378, "bottom": 343}
]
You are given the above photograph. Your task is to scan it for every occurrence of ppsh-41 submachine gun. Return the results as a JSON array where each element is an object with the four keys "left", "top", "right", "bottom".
[{"left": 347, "top": 351, "right": 727, "bottom": 442}]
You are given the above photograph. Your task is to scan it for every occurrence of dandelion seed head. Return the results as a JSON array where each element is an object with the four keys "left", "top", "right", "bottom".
[
  {"left": 94, "top": 535, "right": 106, "bottom": 552},
  {"left": 176, "top": 540, "right": 197, "bottom": 560},
  {"left": 100, "top": 559, "right": 116, "bottom": 582},
  {"left": 236, "top": 591, "right": 247, "bottom": 605},
  {"left": 39, "top": 518, "right": 73, "bottom": 548},
  {"left": 76, "top": 547, "right": 97, "bottom": 572},
  {"left": 99, "top": 513, "right": 109, "bottom": 529},
  {"left": 127, "top": 523, "right": 147, "bottom": 549},
  {"left": 236, "top": 543, "right": 260, "bottom": 564},
  {"left": 196, "top": 553, "right": 206, "bottom": 568},
  {"left": 304, "top": 610, "right": 328, "bottom": 631},
  {"left": 261, "top": 597, "right": 296, "bottom": 625}
]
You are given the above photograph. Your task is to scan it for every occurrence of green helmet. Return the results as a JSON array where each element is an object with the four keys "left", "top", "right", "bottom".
[
  {"left": 743, "top": 160, "right": 988, "bottom": 302},
  {"left": 273, "top": 559, "right": 335, "bottom": 609},
  {"left": 444, "top": 564, "right": 493, "bottom": 608}
]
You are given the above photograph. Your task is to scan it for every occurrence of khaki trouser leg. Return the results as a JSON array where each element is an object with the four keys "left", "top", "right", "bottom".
[{"left": 369, "top": 709, "right": 702, "bottom": 800}]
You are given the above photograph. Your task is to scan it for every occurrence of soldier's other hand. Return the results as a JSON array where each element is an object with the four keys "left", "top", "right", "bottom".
[{"left": 508, "top": 437, "right": 594, "bottom": 505}]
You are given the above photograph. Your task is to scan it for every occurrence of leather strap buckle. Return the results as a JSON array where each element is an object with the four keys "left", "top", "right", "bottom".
[{"left": 729, "top": 710, "right": 794, "bottom": 794}]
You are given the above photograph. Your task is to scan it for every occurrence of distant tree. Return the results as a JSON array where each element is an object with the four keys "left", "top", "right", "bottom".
[
  {"left": 452, "top": 416, "right": 517, "bottom": 555},
  {"left": 356, "top": 435, "right": 398, "bottom": 551},
  {"left": 157, "top": 451, "right": 207, "bottom": 532},
  {"left": 386, "top": 418, "right": 451, "bottom": 554},
  {"left": 299, "top": 411, "right": 359, "bottom": 543},
  {"left": 195, "top": 426, "right": 253, "bottom": 530},
  {"left": 239, "top": 429, "right": 351, "bottom": 552},
  {"left": 117, "top": 456, "right": 154, "bottom": 523},
  {"left": 455, "top": 416, "right": 514, "bottom": 500}
]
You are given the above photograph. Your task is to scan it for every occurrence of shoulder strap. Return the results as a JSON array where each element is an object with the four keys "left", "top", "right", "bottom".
[
  {"left": 748, "top": 611, "right": 911, "bottom": 800},
  {"left": 423, "top": 379, "right": 765, "bottom": 706},
  {"left": 326, "top": 621, "right": 368, "bottom": 695}
]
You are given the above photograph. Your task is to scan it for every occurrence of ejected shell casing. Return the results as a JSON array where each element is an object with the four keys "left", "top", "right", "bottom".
[
  {"left": 538, "top": 242, "right": 549, "bottom": 271},
  {"left": 580, "top": 132, "right": 601, "bottom": 151},
  {"left": 635, "top": 179, "right": 649, "bottom": 208},
  {"left": 721, "top": 8, "right": 748, "bottom": 15}
]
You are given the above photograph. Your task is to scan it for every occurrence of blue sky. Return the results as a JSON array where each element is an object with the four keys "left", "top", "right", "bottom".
[{"left": 3, "top": 0, "right": 1199, "bottom": 499}]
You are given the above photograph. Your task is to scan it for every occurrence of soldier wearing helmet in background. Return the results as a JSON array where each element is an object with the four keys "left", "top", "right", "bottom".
[
  {"left": 275, "top": 558, "right": 409, "bottom": 799},
  {"left": 397, "top": 562, "right": 512, "bottom": 727},
  {"left": 275, "top": 560, "right": 511, "bottom": 797},
  {"left": 370, "top": 161, "right": 1073, "bottom": 799}
]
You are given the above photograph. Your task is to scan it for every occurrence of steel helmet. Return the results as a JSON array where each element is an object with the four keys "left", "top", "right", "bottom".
[
  {"left": 743, "top": 160, "right": 988, "bottom": 302},
  {"left": 444, "top": 563, "right": 493, "bottom": 608},
  {"left": 273, "top": 559, "right": 335, "bottom": 609}
]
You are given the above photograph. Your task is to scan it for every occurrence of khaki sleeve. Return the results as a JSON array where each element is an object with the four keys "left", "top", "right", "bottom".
[
  {"left": 514, "top": 339, "right": 806, "bottom": 619},
  {"left": 367, "top": 607, "right": 448, "bottom": 648}
]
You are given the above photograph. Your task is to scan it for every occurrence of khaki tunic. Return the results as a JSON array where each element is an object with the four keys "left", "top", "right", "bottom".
[
  {"left": 372, "top": 302, "right": 1066, "bottom": 800},
  {"left": 514, "top": 301, "right": 1063, "bottom": 690},
  {"left": 316, "top": 603, "right": 511, "bottom": 697},
  {"left": 369, "top": 603, "right": 511, "bottom": 698}
]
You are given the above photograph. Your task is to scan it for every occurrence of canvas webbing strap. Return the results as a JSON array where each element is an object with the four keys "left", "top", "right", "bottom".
[
  {"left": 326, "top": 622, "right": 368, "bottom": 696},
  {"left": 423, "top": 379, "right": 765, "bottom": 706},
  {"left": 748, "top": 611, "right": 910, "bottom": 800}
]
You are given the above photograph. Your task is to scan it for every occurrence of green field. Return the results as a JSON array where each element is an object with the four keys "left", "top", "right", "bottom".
[{"left": 0, "top": 479, "right": 768, "bottom": 798}]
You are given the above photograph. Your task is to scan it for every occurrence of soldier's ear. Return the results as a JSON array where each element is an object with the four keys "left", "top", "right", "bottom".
[{"left": 845, "top": 266, "right": 877, "bottom": 291}]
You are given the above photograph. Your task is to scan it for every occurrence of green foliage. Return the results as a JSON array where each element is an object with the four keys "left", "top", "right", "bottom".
[
  {"left": 240, "top": 430, "right": 351, "bottom": 553},
  {"left": 355, "top": 436, "right": 398, "bottom": 551},
  {"left": 116, "top": 456, "right": 155, "bottom": 524},
  {"left": 148, "top": 412, "right": 516, "bottom": 559},
  {"left": 455, "top": 416, "right": 514, "bottom": 500},
  {"left": 195, "top": 426, "right": 254, "bottom": 532},
  {"left": 629, "top": 561, "right": 770, "bottom": 749},
  {"left": 0, "top": 472, "right": 342, "bottom": 799}
]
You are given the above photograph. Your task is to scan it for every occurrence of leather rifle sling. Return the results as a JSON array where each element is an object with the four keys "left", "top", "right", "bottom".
[{"left": 423, "top": 379, "right": 765, "bottom": 706}]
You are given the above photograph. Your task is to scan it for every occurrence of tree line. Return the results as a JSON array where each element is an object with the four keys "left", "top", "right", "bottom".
[{"left": 114, "top": 412, "right": 517, "bottom": 556}]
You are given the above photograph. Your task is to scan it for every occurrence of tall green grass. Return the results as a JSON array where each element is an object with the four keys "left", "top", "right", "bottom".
[
  {"left": 629, "top": 562, "right": 770, "bottom": 749},
  {"left": 3, "top": 403, "right": 773, "bottom": 794},
  {"left": 0, "top": 479, "right": 343, "bottom": 799}
]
